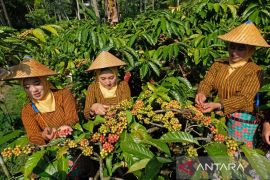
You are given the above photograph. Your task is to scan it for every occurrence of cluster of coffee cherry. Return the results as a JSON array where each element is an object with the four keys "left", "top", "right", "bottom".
[
  {"left": 90, "top": 100, "right": 132, "bottom": 158},
  {"left": 1, "top": 145, "right": 35, "bottom": 158}
]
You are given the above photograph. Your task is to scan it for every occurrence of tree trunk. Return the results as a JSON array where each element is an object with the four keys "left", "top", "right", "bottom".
[
  {"left": 152, "top": 0, "right": 155, "bottom": 10},
  {"left": 144, "top": 0, "right": 146, "bottom": 12},
  {"left": 0, "top": 0, "right": 12, "bottom": 26},
  {"left": 75, "top": 0, "right": 81, "bottom": 20},
  {"left": 105, "top": 0, "right": 119, "bottom": 25},
  {"left": 140, "top": 0, "right": 143, "bottom": 12},
  {"left": 91, "top": 0, "right": 100, "bottom": 21}
]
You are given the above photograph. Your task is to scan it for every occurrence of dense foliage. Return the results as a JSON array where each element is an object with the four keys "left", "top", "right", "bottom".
[{"left": 1, "top": 0, "right": 270, "bottom": 179}]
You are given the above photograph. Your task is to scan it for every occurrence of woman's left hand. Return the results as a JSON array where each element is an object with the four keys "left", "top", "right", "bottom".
[
  {"left": 200, "top": 102, "right": 221, "bottom": 113},
  {"left": 57, "top": 125, "right": 73, "bottom": 138}
]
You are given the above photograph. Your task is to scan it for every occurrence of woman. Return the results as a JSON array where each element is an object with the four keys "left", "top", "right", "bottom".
[
  {"left": 195, "top": 21, "right": 269, "bottom": 147},
  {"left": 6, "top": 59, "right": 79, "bottom": 145},
  {"left": 84, "top": 51, "right": 131, "bottom": 118},
  {"left": 262, "top": 111, "right": 270, "bottom": 145}
]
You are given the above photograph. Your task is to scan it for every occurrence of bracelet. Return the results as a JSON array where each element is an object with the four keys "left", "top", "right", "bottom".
[{"left": 219, "top": 103, "right": 224, "bottom": 110}]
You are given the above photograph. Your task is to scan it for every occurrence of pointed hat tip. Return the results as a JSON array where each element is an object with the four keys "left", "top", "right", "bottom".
[{"left": 245, "top": 20, "right": 252, "bottom": 24}]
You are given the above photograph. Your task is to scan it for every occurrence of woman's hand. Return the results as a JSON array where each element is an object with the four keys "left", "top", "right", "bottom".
[
  {"left": 195, "top": 93, "right": 206, "bottom": 106},
  {"left": 57, "top": 125, "right": 73, "bottom": 138},
  {"left": 42, "top": 127, "right": 57, "bottom": 141},
  {"left": 200, "top": 102, "right": 222, "bottom": 113},
  {"left": 91, "top": 103, "right": 110, "bottom": 115},
  {"left": 262, "top": 122, "right": 270, "bottom": 145}
]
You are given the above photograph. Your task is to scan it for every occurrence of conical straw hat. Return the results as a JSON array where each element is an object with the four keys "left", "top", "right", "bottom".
[
  {"left": 5, "top": 59, "right": 57, "bottom": 80},
  {"left": 86, "top": 51, "right": 126, "bottom": 71},
  {"left": 218, "top": 20, "right": 270, "bottom": 47}
]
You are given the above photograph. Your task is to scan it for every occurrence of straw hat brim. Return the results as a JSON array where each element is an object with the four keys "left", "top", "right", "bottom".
[
  {"left": 218, "top": 21, "right": 270, "bottom": 48},
  {"left": 86, "top": 51, "right": 126, "bottom": 72},
  {"left": 5, "top": 60, "right": 57, "bottom": 80}
]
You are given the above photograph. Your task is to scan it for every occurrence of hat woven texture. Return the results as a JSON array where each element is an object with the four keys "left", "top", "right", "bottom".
[
  {"left": 218, "top": 21, "right": 270, "bottom": 47},
  {"left": 86, "top": 51, "right": 126, "bottom": 71},
  {"left": 6, "top": 59, "right": 57, "bottom": 80}
]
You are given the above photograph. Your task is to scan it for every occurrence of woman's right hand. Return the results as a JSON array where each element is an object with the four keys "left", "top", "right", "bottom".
[
  {"left": 91, "top": 103, "right": 109, "bottom": 115},
  {"left": 42, "top": 127, "right": 57, "bottom": 141},
  {"left": 195, "top": 92, "right": 206, "bottom": 106}
]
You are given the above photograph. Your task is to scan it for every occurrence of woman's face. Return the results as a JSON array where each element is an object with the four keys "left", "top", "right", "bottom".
[
  {"left": 228, "top": 43, "right": 251, "bottom": 62},
  {"left": 23, "top": 77, "right": 46, "bottom": 100},
  {"left": 98, "top": 69, "right": 117, "bottom": 90}
]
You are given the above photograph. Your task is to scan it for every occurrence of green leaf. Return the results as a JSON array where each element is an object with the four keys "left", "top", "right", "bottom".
[
  {"left": 193, "top": 35, "right": 204, "bottom": 47},
  {"left": 220, "top": 4, "right": 227, "bottom": 13},
  {"left": 205, "top": 142, "right": 228, "bottom": 156},
  {"left": 158, "top": 92, "right": 171, "bottom": 102},
  {"left": 111, "top": 162, "right": 123, "bottom": 174},
  {"left": 142, "top": 34, "right": 155, "bottom": 45},
  {"left": 127, "top": 158, "right": 150, "bottom": 173},
  {"left": 156, "top": 157, "right": 173, "bottom": 163},
  {"left": 194, "top": 48, "right": 200, "bottom": 65},
  {"left": 123, "top": 50, "right": 135, "bottom": 67},
  {"left": 91, "top": 31, "right": 97, "bottom": 49},
  {"left": 149, "top": 61, "right": 160, "bottom": 76},
  {"left": 126, "top": 111, "right": 133, "bottom": 124},
  {"left": 42, "top": 163, "right": 58, "bottom": 177},
  {"left": 106, "top": 154, "right": 113, "bottom": 176},
  {"left": 56, "top": 147, "right": 69, "bottom": 160},
  {"left": 178, "top": 77, "right": 193, "bottom": 90},
  {"left": 83, "top": 115, "right": 105, "bottom": 132},
  {"left": 74, "top": 133, "right": 86, "bottom": 143},
  {"left": 40, "top": 25, "right": 59, "bottom": 36},
  {"left": 242, "top": 146, "right": 270, "bottom": 179},
  {"left": 56, "top": 156, "right": 68, "bottom": 175},
  {"left": 165, "top": 21, "right": 172, "bottom": 37},
  {"left": 24, "top": 150, "right": 46, "bottom": 178},
  {"left": 242, "top": 3, "right": 258, "bottom": 18},
  {"left": 160, "top": 131, "right": 199, "bottom": 145},
  {"left": 249, "top": 11, "right": 260, "bottom": 24},
  {"left": 205, "top": 143, "right": 232, "bottom": 178},
  {"left": 122, "top": 152, "right": 138, "bottom": 167},
  {"left": 119, "top": 130, "right": 133, "bottom": 142},
  {"left": 47, "top": 138, "right": 65, "bottom": 146},
  {"left": 128, "top": 34, "right": 137, "bottom": 46},
  {"left": 147, "top": 94, "right": 157, "bottom": 105},
  {"left": 9, "top": 135, "right": 29, "bottom": 147},
  {"left": 163, "top": 77, "right": 180, "bottom": 86},
  {"left": 130, "top": 122, "right": 151, "bottom": 142},
  {"left": 32, "top": 28, "right": 46, "bottom": 42},
  {"left": 161, "top": 17, "right": 167, "bottom": 33},
  {"left": 227, "top": 5, "right": 237, "bottom": 18},
  {"left": 121, "top": 141, "right": 154, "bottom": 159},
  {"left": 73, "top": 123, "right": 84, "bottom": 132},
  {"left": 147, "top": 82, "right": 157, "bottom": 92},
  {"left": 82, "top": 121, "right": 94, "bottom": 133},
  {"left": 142, "top": 139, "right": 171, "bottom": 155},
  {"left": 140, "top": 63, "right": 149, "bottom": 79},
  {"left": 213, "top": 3, "right": 220, "bottom": 13},
  {"left": 141, "top": 157, "right": 163, "bottom": 180},
  {"left": 169, "top": 90, "right": 181, "bottom": 102},
  {"left": 215, "top": 117, "right": 227, "bottom": 135},
  {"left": 81, "top": 28, "right": 89, "bottom": 43},
  {"left": 0, "top": 130, "right": 23, "bottom": 146},
  {"left": 125, "top": 46, "right": 139, "bottom": 61}
]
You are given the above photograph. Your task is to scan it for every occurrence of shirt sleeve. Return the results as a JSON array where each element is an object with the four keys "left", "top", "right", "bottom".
[
  {"left": 84, "top": 84, "right": 96, "bottom": 119},
  {"left": 222, "top": 70, "right": 262, "bottom": 115},
  {"left": 21, "top": 107, "right": 46, "bottom": 145},
  {"left": 119, "top": 81, "right": 131, "bottom": 101},
  {"left": 62, "top": 89, "right": 79, "bottom": 126},
  {"left": 197, "top": 62, "right": 220, "bottom": 97}
]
